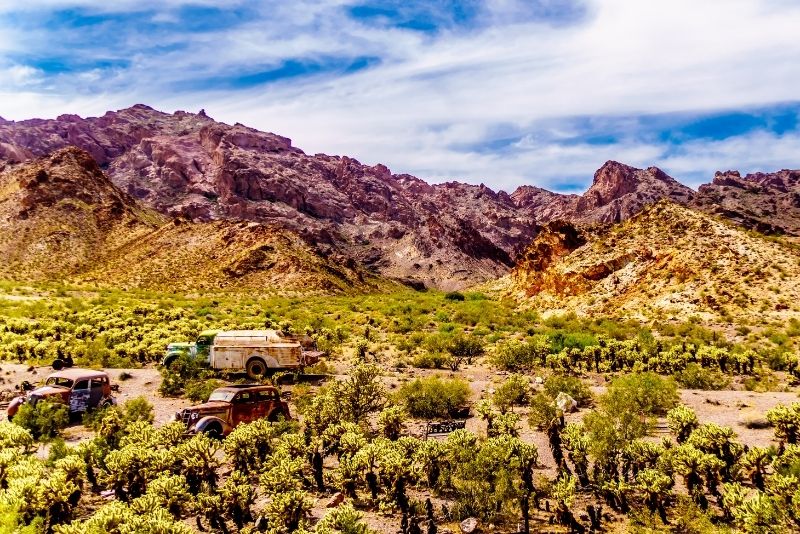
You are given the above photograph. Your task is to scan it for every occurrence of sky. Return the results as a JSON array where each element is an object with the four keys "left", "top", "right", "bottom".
[{"left": 1, "top": 0, "right": 800, "bottom": 192}]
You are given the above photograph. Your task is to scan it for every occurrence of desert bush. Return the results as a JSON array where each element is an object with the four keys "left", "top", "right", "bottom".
[
  {"left": 184, "top": 378, "right": 225, "bottom": 403},
  {"left": 492, "top": 336, "right": 550, "bottom": 371},
  {"left": 396, "top": 376, "right": 470, "bottom": 419},
  {"left": 411, "top": 351, "right": 450, "bottom": 369},
  {"left": 674, "top": 363, "right": 731, "bottom": 390},
  {"left": 13, "top": 400, "right": 69, "bottom": 440},
  {"left": 602, "top": 372, "right": 679, "bottom": 417},
  {"left": 492, "top": 374, "right": 531, "bottom": 412},
  {"left": 543, "top": 374, "right": 593, "bottom": 407}
]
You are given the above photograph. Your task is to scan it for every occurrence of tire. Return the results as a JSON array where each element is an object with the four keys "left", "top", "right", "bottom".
[
  {"left": 246, "top": 358, "right": 269, "bottom": 380},
  {"left": 204, "top": 423, "right": 223, "bottom": 440},
  {"left": 267, "top": 409, "right": 283, "bottom": 422},
  {"left": 100, "top": 399, "right": 113, "bottom": 409},
  {"left": 52, "top": 359, "right": 64, "bottom": 371}
]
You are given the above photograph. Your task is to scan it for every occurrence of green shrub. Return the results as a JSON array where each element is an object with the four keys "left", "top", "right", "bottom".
[
  {"left": 444, "top": 292, "right": 465, "bottom": 301},
  {"left": 396, "top": 375, "right": 471, "bottom": 419},
  {"left": 543, "top": 375, "right": 593, "bottom": 407},
  {"left": 411, "top": 351, "right": 450, "bottom": 369},
  {"left": 185, "top": 379, "right": 226, "bottom": 403},
  {"left": 492, "top": 374, "right": 531, "bottom": 412},
  {"left": 601, "top": 372, "right": 679, "bottom": 417},
  {"left": 492, "top": 336, "right": 549, "bottom": 371},
  {"left": 673, "top": 363, "right": 731, "bottom": 390},
  {"left": 13, "top": 399, "right": 69, "bottom": 440},
  {"left": 446, "top": 335, "right": 485, "bottom": 369}
]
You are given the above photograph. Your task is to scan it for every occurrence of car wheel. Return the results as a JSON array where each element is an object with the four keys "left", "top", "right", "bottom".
[
  {"left": 204, "top": 423, "right": 223, "bottom": 440},
  {"left": 246, "top": 358, "right": 269, "bottom": 380},
  {"left": 100, "top": 399, "right": 113, "bottom": 409}
]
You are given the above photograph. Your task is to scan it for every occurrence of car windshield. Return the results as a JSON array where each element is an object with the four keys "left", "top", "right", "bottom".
[
  {"left": 45, "top": 377, "right": 73, "bottom": 388},
  {"left": 207, "top": 390, "right": 236, "bottom": 402}
]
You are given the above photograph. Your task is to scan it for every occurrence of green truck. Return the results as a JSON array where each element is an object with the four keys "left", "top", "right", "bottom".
[{"left": 162, "top": 329, "right": 322, "bottom": 379}]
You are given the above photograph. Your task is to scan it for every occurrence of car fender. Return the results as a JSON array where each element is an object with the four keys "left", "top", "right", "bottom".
[
  {"left": 192, "top": 415, "right": 231, "bottom": 435},
  {"left": 6, "top": 396, "right": 25, "bottom": 419}
]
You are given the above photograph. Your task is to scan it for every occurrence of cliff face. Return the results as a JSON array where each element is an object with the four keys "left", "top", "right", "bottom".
[{"left": 691, "top": 169, "right": 800, "bottom": 235}]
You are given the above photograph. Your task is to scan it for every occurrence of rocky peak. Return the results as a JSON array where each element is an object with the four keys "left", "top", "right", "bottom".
[{"left": 574, "top": 161, "right": 693, "bottom": 223}]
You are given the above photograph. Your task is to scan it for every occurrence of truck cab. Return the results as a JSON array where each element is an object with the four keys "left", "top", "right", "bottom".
[{"left": 162, "top": 330, "right": 219, "bottom": 369}]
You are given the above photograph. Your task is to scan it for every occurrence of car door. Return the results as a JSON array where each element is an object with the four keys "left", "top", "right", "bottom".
[
  {"left": 258, "top": 389, "right": 279, "bottom": 420},
  {"left": 88, "top": 378, "right": 105, "bottom": 407},
  {"left": 231, "top": 391, "right": 258, "bottom": 426},
  {"left": 70, "top": 379, "right": 91, "bottom": 412}
]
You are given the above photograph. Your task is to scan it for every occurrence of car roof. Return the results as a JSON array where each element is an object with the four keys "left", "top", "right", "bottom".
[
  {"left": 48, "top": 368, "right": 108, "bottom": 380},
  {"left": 214, "top": 384, "right": 279, "bottom": 393}
]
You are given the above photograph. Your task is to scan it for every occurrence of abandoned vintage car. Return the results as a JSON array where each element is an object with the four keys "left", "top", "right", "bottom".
[
  {"left": 173, "top": 384, "right": 290, "bottom": 438},
  {"left": 7, "top": 368, "right": 116, "bottom": 420}
]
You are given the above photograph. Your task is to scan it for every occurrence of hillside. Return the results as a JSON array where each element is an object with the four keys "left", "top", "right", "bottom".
[
  {"left": 0, "top": 149, "right": 383, "bottom": 293},
  {"left": 2, "top": 105, "right": 800, "bottom": 290},
  {"left": 0, "top": 147, "right": 162, "bottom": 280},
  {"left": 503, "top": 201, "right": 800, "bottom": 325}
]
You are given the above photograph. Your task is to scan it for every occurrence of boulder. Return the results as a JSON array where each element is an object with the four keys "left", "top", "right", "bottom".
[
  {"left": 460, "top": 517, "right": 479, "bottom": 534},
  {"left": 555, "top": 392, "right": 578, "bottom": 413},
  {"left": 326, "top": 492, "right": 346, "bottom": 508}
]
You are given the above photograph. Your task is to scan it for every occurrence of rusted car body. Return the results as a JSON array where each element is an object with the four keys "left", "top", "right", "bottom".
[
  {"left": 7, "top": 368, "right": 115, "bottom": 419},
  {"left": 173, "top": 384, "right": 290, "bottom": 438}
]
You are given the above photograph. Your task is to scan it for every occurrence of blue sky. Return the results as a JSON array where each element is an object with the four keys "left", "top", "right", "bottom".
[{"left": 1, "top": 0, "right": 800, "bottom": 192}]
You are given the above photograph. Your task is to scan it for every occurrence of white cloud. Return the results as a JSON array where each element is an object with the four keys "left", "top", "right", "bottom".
[{"left": 1, "top": 0, "right": 800, "bottom": 192}]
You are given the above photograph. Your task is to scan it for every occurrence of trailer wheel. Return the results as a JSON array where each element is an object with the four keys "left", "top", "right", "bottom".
[
  {"left": 52, "top": 359, "right": 64, "bottom": 371},
  {"left": 246, "top": 358, "right": 269, "bottom": 380}
]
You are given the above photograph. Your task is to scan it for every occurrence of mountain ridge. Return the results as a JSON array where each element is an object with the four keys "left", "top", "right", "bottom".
[{"left": 1, "top": 104, "right": 798, "bottom": 289}]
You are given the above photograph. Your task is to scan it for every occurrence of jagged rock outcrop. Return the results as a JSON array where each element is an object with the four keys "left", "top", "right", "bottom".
[{"left": 691, "top": 169, "right": 800, "bottom": 235}]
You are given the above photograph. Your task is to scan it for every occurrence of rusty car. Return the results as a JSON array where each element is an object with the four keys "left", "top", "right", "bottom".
[
  {"left": 7, "top": 368, "right": 116, "bottom": 420},
  {"left": 173, "top": 383, "right": 290, "bottom": 438}
]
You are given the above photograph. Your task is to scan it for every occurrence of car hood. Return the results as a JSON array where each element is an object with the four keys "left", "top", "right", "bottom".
[
  {"left": 182, "top": 401, "right": 229, "bottom": 413},
  {"left": 29, "top": 386, "right": 70, "bottom": 398}
]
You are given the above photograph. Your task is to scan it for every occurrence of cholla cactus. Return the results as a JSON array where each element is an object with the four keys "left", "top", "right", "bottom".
[
  {"left": 377, "top": 405, "right": 406, "bottom": 440},
  {"left": 562, "top": 423, "right": 590, "bottom": 487},
  {"left": 173, "top": 433, "right": 221, "bottom": 493},
  {"left": 224, "top": 419, "right": 279, "bottom": 474},
  {"left": 0, "top": 421, "right": 35, "bottom": 452},
  {"left": 666, "top": 405, "right": 699, "bottom": 444},
  {"left": 767, "top": 403, "right": 800, "bottom": 452},
  {"left": 739, "top": 446, "right": 774, "bottom": 491},
  {"left": 264, "top": 490, "right": 312, "bottom": 533},
  {"left": 635, "top": 468, "right": 673, "bottom": 523}
]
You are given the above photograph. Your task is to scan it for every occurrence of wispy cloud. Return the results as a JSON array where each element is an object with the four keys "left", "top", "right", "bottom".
[{"left": 1, "top": 0, "right": 799, "bottom": 192}]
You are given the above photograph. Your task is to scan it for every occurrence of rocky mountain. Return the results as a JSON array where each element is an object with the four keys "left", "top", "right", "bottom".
[
  {"left": 691, "top": 169, "right": 800, "bottom": 236},
  {"left": 0, "top": 148, "right": 380, "bottom": 292},
  {"left": 1, "top": 104, "right": 798, "bottom": 290},
  {"left": 511, "top": 161, "right": 694, "bottom": 224},
  {"left": 0, "top": 105, "right": 535, "bottom": 289},
  {"left": 501, "top": 201, "right": 800, "bottom": 326}
]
